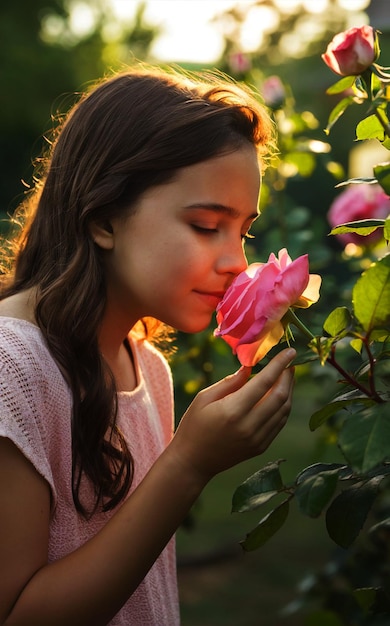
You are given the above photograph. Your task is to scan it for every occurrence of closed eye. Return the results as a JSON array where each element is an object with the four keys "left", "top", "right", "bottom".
[
  {"left": 191, "top": 225, "right": 218, "bottom": 234},
  {"left": 192, "top": 224, "right": 255, "bottom": 242}
]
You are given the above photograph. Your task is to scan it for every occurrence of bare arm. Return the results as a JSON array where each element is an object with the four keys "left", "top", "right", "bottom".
[{"left": 1, "top": 348, "right": 295, "bottom": 626}]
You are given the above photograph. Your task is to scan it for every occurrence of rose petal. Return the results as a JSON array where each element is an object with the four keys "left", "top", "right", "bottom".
[{"left": 236, "top": 321, "right": 285, "bottom": 367}]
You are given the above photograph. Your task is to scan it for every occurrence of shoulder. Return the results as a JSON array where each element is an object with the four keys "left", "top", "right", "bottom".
[
  {"left": 0, "top": 317, "right": 62, "bottom": 384},
  {"left": 0, "top": 317, "right": 70, "bottom": 414},
  {"left": 1, "top": 317, "right": 47, "bottom": 356},
  {"left": 133, "top": 337, "right": 173, "bottom": 382}
]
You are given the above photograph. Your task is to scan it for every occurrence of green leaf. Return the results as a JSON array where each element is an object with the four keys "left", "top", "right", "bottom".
[
  {"left": 339, "top": 403, "right": 390, "bottom": 472},
  {"left": 240, "top": 500, "right": 289, "bottom": 551},
  {"left": 385, "top": 215, "right": 390, "bottom": 241},
  {"left": 353, "top": 254, "right": 390, "bottom": 332},
  {"left": 350, "top": 337, "right": 363, "bottom": 353},
  {"left": 323, "top": 307, "right": 351, "bottom": 337},
  {"left": 231, "top": 460, "right": 285, "bottom": 513},
  {"left": 326, "top": 478, "right": 382, "bottom": 548},
  {"left": 295, "top": 470, "right": 339, "bottom": 518},
  {"left": 356, "top": 114, "right": 385, "bottom": 141},
  {"left": 374, "top": 162, "right": 390, "bottom": 195},
  {"left": 353, "top": 587, "right": 378, "bottom": 613},
  {"left": 335, "top": 177, "right": 377, "bottom": 187},
  {"left": 309, "top": 392, "right": 375, "bottom": 431},
  {"left": 330, "top": 218, "right": 386, "bottom": 237},
  {"left": 296, "top": 462, "right": 351, "bottom": 484},
  {"left": 324, "top": 96, "right": 355, "bottom": 134},
  {"left": 326, "top": 75, "right": 356, "bottom": 95}
]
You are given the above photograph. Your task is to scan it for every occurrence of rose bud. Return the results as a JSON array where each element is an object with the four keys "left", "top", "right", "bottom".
[{"left": 322, "top": 25, "right": 377, "bottom": 76}]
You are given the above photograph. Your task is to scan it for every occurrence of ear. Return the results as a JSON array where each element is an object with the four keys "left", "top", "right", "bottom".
[{"left": 89, "top": 220, "right": 114, "bottom": 250}]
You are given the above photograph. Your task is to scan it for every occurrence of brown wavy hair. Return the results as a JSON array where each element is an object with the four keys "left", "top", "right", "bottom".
[{"left": 1, "top": 66, "right": 275, "bottom": 516}]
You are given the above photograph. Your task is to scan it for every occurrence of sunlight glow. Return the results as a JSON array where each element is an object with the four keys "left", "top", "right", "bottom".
[
  {"left": 110, "top": 0, "right": 242, "bottom": 63},
  {"left": 302, "top": 0, "right": 328, "bottom": 13},
  {"left": 239, "top": 5, "right": 279, "bottom": 52},
  {"left": 75, "top": 0, "right": 374, "bottom": 63},
  {"left": 69, "top": 2, "right": 97, "bottom": 37},
  {"left": 338, "top": 0, "right": 370, "bottom": 10},
  {"left": 344, "top": 243, "right": 363, "bottom": 257},
  {"left": 273, "top": 0, "right": 303, "bottom": 13}
]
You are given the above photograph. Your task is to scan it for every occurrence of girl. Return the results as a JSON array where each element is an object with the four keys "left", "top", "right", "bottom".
[{"left": 0, "top": 66, "right": 295, "bottom": 625}]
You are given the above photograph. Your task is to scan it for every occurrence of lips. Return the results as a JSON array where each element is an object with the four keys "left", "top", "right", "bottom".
[{"left": 193, "top": 290, "right": 225, "bottom": 309}]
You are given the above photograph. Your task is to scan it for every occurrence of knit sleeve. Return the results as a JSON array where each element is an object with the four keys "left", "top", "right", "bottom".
[{"left": 0, "top": 321, "right": 71, "bottom": 511}]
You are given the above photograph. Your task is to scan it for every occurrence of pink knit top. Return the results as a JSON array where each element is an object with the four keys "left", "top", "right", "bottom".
[{"left": 0, "top": 317, "right": 180, "bottom": 625}]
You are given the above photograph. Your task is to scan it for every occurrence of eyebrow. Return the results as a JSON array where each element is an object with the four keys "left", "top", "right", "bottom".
[{"left": 184, "top": 202, "right": 259, "bottom": 221}]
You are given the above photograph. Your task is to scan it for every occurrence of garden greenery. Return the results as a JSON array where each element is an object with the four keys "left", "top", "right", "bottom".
[{"left": 230, "top": 25, "right": 390, "bottom": 623}]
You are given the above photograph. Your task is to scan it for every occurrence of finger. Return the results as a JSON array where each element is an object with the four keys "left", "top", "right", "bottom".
[
  {"left": 247, "top": 367, "right": 294, "bottom": 440},
  {"left": 232, "top": 348, "right": 296, "bottom": 414},
  {"left": 195, "top": 365, "right": 252, "bottom": 406}
]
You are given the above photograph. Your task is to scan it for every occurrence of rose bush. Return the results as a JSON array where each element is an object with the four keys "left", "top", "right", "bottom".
[
  {"left": 328, "top": 183, "right": 390, "bottom": 246},
  {"left": 195, "top": 21, "right": 390, "bottom": 626},
  {"left": 227, "top": 25, "right": 390, "bottom": 596},
  {"left": 321, "top": 25, "right": 377, "bottom": 77},
  {"left": 214, "top": 248, "right": 321, "bottom": 366}
]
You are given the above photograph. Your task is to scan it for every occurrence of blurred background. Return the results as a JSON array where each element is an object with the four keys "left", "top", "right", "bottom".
[{"left": 1, "top": 1, "right": 389, "bottom": 624}]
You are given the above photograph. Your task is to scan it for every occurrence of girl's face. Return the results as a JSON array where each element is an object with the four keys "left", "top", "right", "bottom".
[{"left": 96, "top": 145, "right": 261, "bottom": 335}]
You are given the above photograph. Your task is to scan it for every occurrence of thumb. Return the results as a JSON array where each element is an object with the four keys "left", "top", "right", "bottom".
[{"left": 198, "top": 366, "right": 252, "bottom": 405}]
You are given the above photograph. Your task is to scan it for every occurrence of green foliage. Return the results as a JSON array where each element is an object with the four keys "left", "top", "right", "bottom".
[
  {"left": 231, "top": 460, "right": 285, "bottom": 513},
  {"left": 295, "top": 469, "right": 339, "bottom": 518},
  {"left": 325, "top": 477, "right": 384, "bottom": 548},
  {"left": 374, "top": 162, "right": 390, "bottom": 195},
  {"left": 330, "top": 218, "right": 388, "bottom": 238},
  {"left": 229, "top": 25, "right": 390, "bottom": 624},
  {"left": 339, "top": 404, "right": 390, "bottom": 472},
  {"left": 353, "top": 254, "right": 390, "bottom": 332},
  {"left": 239, "top": 500, "right": 290, "bottom": 552}
]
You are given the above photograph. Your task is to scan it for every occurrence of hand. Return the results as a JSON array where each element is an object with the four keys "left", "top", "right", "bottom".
[{"left": 170, "top": 347, "right": 296, "bottom": 486}]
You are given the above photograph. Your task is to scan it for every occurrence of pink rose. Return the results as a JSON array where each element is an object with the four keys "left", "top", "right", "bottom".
[
  {"left": 228, "top": 52, "right": 251, "bottom": 75},
  {"left": 262, "top": 76, "right": 286, "bottom": 109},
  {"left": 214, "top": 249, "right": 321, "bottom": 367},
  {"left": 328, "top": 184, "right": 390, "bottom": 246},
  {"left": 322, "top": 26, "right": 377, "bottom": 76}
]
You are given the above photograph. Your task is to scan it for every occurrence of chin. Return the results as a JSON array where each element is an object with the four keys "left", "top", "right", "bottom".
[{"left": 177, "top": 317, "right": 214, "bottom": 334}]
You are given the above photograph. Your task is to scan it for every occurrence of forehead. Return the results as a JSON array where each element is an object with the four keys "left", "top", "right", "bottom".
[
  {"left": 175, "top": 146, "right": 260, "bottom": 190},
  {"left": 127, "top": 145, "right": 261, "bottom": 221}
]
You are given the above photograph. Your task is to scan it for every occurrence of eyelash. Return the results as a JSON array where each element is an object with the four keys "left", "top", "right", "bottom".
[{"left": 191, "top": 225, "right": 255, "bottom": 242}]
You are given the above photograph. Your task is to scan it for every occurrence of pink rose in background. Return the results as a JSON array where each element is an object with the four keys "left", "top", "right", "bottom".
[
  {"left": 228, "top": 52, "right": 251, "bottom": 75},
  {"left": 322, "top": 26, "right": 377, "bottom": 76},
  {"left": 328, "top": 184, "right": 390, "bottom": 246},
  {"left": 214, "top": 249, "right": 321, "bottom": 367},
  {"left": 262, "top": 76, "right": 286, "bottom": 110}
]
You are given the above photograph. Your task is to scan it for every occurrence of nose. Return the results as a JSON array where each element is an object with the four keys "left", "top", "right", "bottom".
[{"left": 216, "top": 241, "right": 248, "bottom": 277}]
